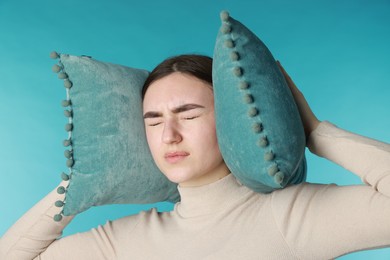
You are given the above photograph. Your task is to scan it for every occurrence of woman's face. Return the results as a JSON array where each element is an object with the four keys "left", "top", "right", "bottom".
[{"left": 143, "top": 72, "right": 229, "bottom": 187}]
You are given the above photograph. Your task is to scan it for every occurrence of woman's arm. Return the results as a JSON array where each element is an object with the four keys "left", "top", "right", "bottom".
[
  {"left": 272, "top": 121, "right": 390, "bottom": 259},
  {"left": 272, "top": 64, "right": 390, "bottom": 259},
  {"left": 278, "top": 61, "right": 390, "bottom": 197},
  {"left": 0, "top": 182, "right": 74, "bottom": 259},
  {"left": 0, "top": 182, "right": 140, "bottom": 260},
  {"left": 308, "top": 121, "right": 390, "bottom": 197}
]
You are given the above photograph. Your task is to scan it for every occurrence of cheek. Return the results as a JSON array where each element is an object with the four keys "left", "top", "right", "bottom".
[
  {"left": 206, "top": 123, "right": 223, "bottom": 157},
  {"left": 193, "top": 119, "right": 220, "bottom": 150},
  {"left": 145, "top": 129, "right": 160, "bottom": 157}
]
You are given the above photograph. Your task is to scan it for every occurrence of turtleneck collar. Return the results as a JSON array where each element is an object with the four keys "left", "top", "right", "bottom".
[{"left": 175, "top": 174, "right": 252, "bottom": 218}]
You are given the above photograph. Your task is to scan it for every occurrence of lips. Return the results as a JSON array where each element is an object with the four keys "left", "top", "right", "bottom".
[{"left": 164, "top": 151, "right": 189, "bottom": 164}]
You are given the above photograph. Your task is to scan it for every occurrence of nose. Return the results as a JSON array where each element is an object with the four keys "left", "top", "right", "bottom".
[{"left": 162, "top": 119, "right": 182, "bottom": 144}]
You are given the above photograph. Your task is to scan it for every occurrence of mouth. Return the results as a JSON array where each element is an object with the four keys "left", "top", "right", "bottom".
[{"left": 164, "top": 151, "right": 189, "bottom": 164}]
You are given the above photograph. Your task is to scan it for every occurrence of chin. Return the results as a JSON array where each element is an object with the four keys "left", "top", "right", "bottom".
[
  {"left": 161, "top": 168, "right": 196, "bottom": 184},
  {"left": 165, "top": 173, "right": 193, "bottom": 184}
]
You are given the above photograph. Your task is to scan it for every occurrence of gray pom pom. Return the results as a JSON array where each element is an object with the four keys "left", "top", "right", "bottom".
[
  {"left": 257, "top": 136, "right": 268, "bottom": 147},
  {"left": 57, "top": 186, "right": 66, "bottom": 194},
  {"left": 54, "top": 214, "right": 63, "bottom": 222},
  {"left": 50, "top": 51, "right": 59, "bottom": 59},
  {"left": 267, "top": 164, "right": 279, "bottom": 176},
  {"left": 248, "top": 107, "right": 258, "bottom": 117},
  {"left": 64, "top": 80, "right": 73, "bottom": 89},
  {"left": 239, "top": 81, "right": 250, "bottom": 89},
  {"left": 58, "top": 72, "right": 68, "bottom": 79},
  {"left": 64, "top": 150, "right": 72, "bottom": 159},
  {"left": 264, "top": 151, "right": 275, "bottom": 161},
  {"left": 63, "top": 139, "right": 71, "bottom": 147},
  {"left": 64, "top": 110, "right": 72, "bottom": 118},
  {"left": 230, "top": 51, "right": 240, "bottom": 61},
  {"left": 55, "top": 200, "right": 65, "bottom": 207},
  {"left": 220, "top": 11, "right": 230, "bottom": 22},
  {"left": 61, "top": 172, "right": 70, "bottom": 181},
  {"left": 224, "top": 39, "right": 235, "bottom": 48},
  {"left": 243, "top": 94, "right": 254, "bottom": 104},
  {"left": 61, "top": 100, "right": 71, "bottom": 107},
  {"left": 233, "top": 67, "right": 243, "bottom": 77},
  {"left": 274, "top": 171, "right": 285, "bottom": 184},
  {"left": 52, "top": 64, "right": 62, "bottom": 73},
  {"left": 66, "top": 159, "right": 74, "bottom": 167},
  {"left": 65, "top": 123, "right": 73, "bottom": 132},
  {"left": 221, "top": 24, "right": 231, "bottom": 34},
  {"left": 252, "top": 122, "right": 263, "bottom": 133}
]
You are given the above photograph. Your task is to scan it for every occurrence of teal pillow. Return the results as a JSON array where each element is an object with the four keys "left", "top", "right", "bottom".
[
  {"left": 51, "top": 53, "right": 179, "bottom": 220},
  {"left": 213, "top": 11, "right": 307, "bottom": 193}
]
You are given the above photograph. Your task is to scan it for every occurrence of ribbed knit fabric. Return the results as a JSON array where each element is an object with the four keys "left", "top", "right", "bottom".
[{"left": 1, "top": 121, "right": 389, "bottom": 259}]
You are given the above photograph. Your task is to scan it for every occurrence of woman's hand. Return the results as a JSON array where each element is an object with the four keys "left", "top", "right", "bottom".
[{"left": 277, "top": 61, "right": 321, "bottom": 139}]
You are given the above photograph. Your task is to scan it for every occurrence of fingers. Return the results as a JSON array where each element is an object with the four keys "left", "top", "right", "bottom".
[
  {"left": 277, "top": 60, "right": 302, "bottom": 95},
  {"left": 277, "top": 60, "right": 289, "bottom": 79}
]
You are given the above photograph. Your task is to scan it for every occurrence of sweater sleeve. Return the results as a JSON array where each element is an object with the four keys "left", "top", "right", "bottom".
[
  {"left": 0, "top": 182, "right": 74, "bottom": 259},
  {"left": 307, "top": 121, "right": 390, "bottom": 197},
  {"left": 271, "top": 121, "right": 390, "bottom": 259},
  {"left": 0, "top": 182, "right": 139, "bottom": 260}
]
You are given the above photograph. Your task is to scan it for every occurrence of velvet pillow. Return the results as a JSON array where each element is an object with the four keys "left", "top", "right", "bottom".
[
  {"left": 213, "top": 11, "right": 307, "bottom": 193},
  {"left": 51, "top": 53, "right": 180, "bottom": 221}
]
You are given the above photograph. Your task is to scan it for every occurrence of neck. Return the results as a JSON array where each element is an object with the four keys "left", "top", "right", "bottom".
[
  {"left": 176, "top": 174, "right": 252, "bottom": 218},
  {"left": 179, "top": 162, "right": 230, "bottom": 188}
]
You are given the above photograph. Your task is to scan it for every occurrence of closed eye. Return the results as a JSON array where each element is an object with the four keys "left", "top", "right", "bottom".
[
  {"left": 148, "top": 122, "right": 162, "bottom": 126},
  {"left": 145, "top": 119, "right": 163, "bottom": 127},
  {"left": 183, "top": 116, "right": 199, "bottom": 120}
]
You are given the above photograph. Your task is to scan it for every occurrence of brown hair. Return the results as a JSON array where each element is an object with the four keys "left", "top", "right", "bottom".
[{"left": 142, "top": 54, "right": 213, "bottom": 99}]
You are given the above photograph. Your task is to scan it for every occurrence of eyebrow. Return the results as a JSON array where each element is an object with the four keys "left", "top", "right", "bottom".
[{"left": 143, "top": 103, "right": 205, "bottom": 119}]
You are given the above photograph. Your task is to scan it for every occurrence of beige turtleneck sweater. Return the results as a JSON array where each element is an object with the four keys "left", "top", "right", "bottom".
[{"left": 1, "top": 121, "right": 390, "bottom": 259}]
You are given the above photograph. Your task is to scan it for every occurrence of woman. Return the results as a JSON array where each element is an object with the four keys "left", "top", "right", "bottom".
[{"left": 1, "top": 54, "right": 389, "bottom": 259}]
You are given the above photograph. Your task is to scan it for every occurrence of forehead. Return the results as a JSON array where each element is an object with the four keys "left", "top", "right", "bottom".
[{"left": 143, "top": 72, "right": 214, "bottom": 110}]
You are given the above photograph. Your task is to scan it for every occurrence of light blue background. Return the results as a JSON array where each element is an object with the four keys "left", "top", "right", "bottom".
[{"left": 1, "top": 0, "right": 389, "bottom": 259}]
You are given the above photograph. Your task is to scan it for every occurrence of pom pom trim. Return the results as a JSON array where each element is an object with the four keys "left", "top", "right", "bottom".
[
  {"left": 220, "top": 11, "right": 286, "bottom": 185},
  {"left": 51, "top": 51, "right": 78, "bottom": 221}
]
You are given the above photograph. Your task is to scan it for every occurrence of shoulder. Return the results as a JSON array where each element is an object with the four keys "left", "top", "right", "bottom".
[
  {"left": 270, "top": 182, "right": 337, "bottom": 214},
  {"left": 102, "top": 207, "right": 170, "bottom": 234},
  {"left": 270, "top": 181, "right": 379, "bottom": 224}
]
